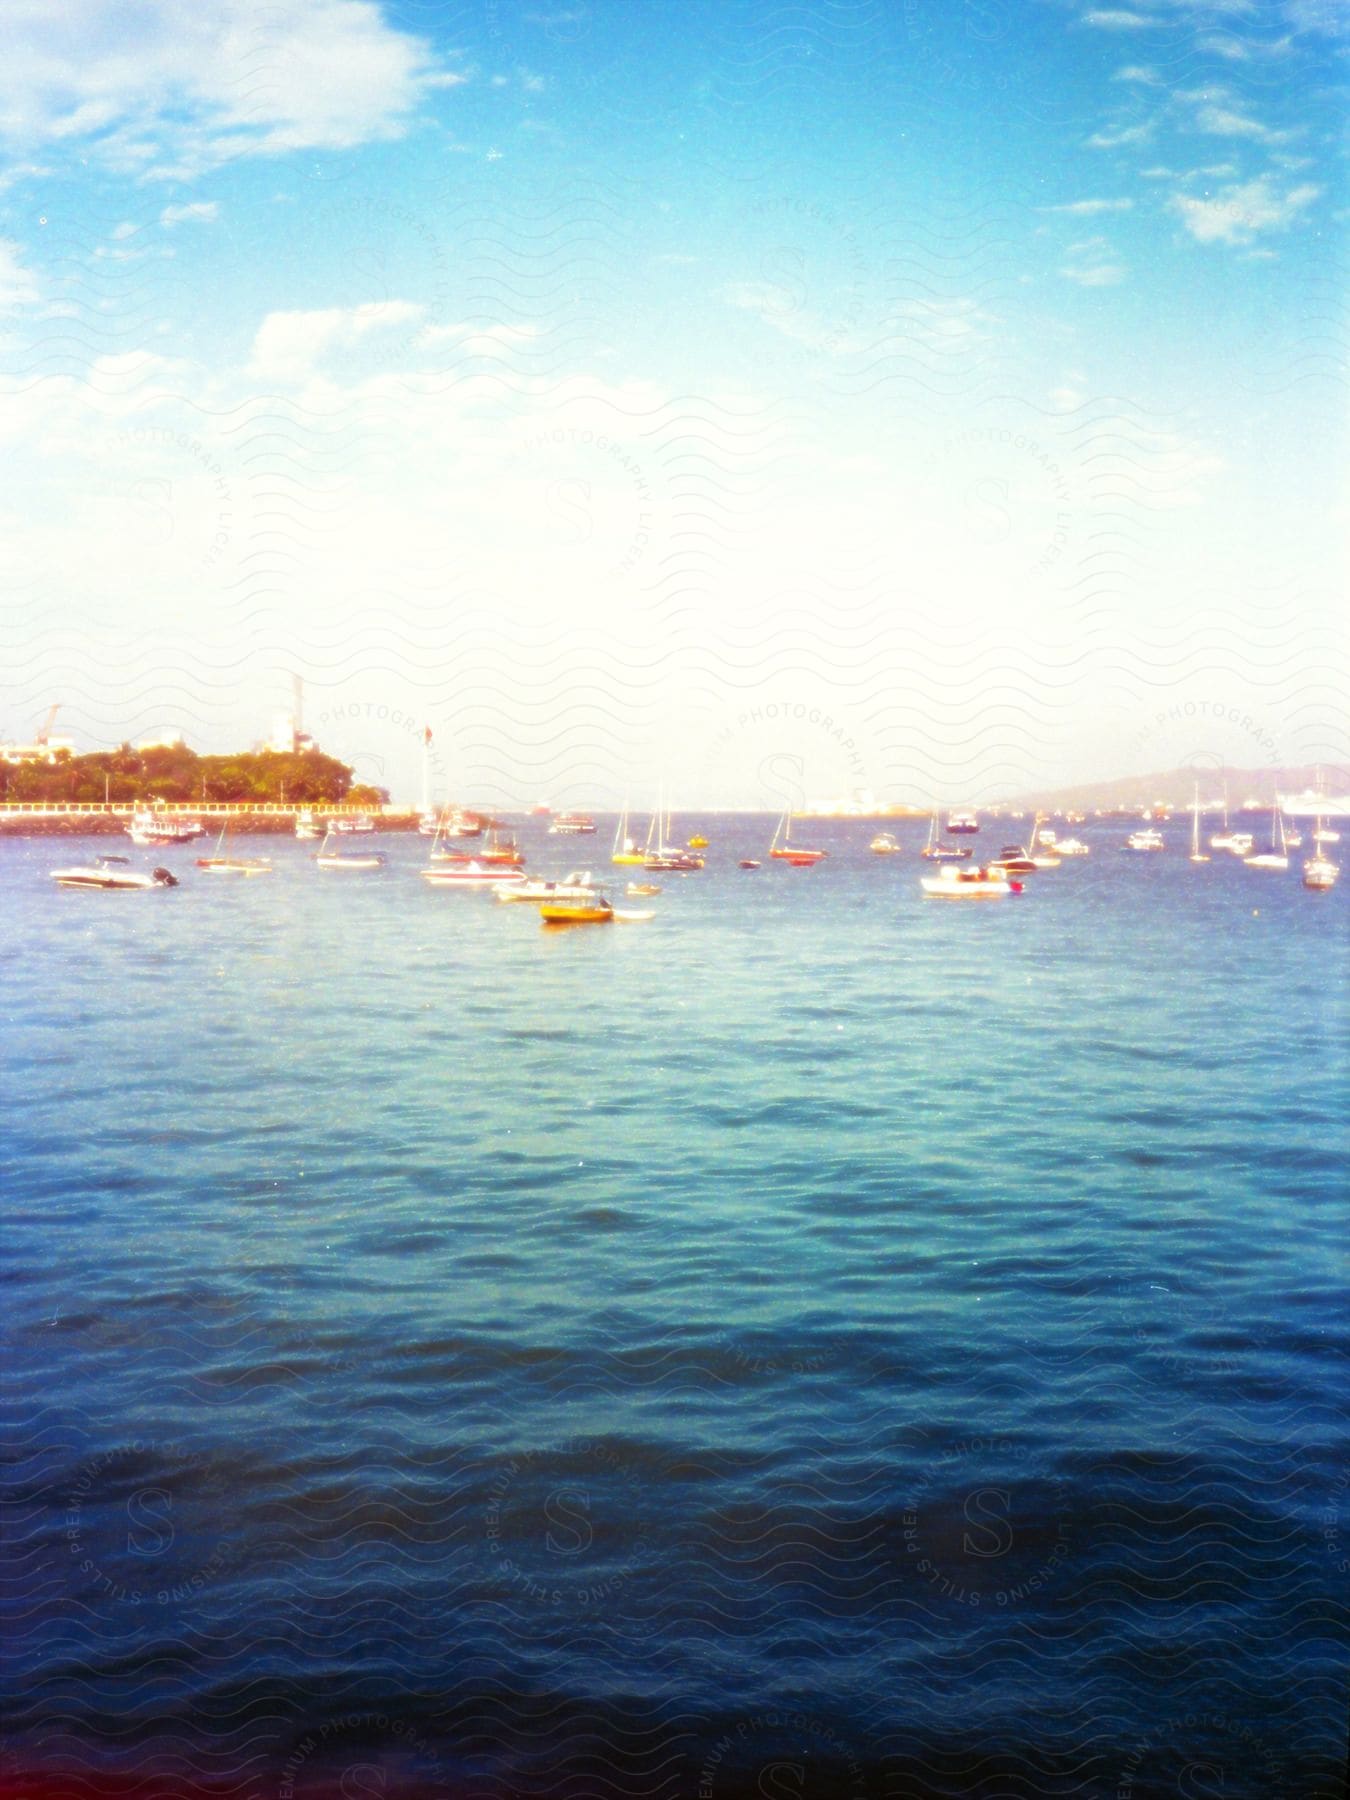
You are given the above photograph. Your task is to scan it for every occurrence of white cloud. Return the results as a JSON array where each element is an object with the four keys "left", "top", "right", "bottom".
[
  {"left": 0, "top": 0, "right": 463, "bottom": 177},
  {"left": 1061, "top": 261, "right": 1126, "bottom": 285},
  {"left": 250, "top": 299, "right": 426, "bottom": 381},
  {"left": 1170, "top": 175, "right": 1320, "bottom": 244},
  {"left": 160, "top": 201, "right": 219, "bottom": 227},
  {"left": 1114, "top": 64, "right": 1160, "bottom": 81},
  {"left": 1044, "top": 197, "right": 1136, "bottom": 214},
  {"left": 1083, "top": 10, "right": 1160, "bottom": 28},
  {"left": 1060, "top": 238, "right": 1126, "bottom": 284},
  {"left": 1194, "top": 104, "right": 1289, "bottom": 142},
  {"left": 1087, "top": 122, "right": 1154, "bottom": 148},
  {"left": 0, "top": 238, "right": 40, "bottom": 306}
]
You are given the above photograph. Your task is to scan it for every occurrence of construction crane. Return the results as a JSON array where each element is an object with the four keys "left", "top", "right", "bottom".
[{"left": 35, "top": 703, "right": 61, "bottom": 746}]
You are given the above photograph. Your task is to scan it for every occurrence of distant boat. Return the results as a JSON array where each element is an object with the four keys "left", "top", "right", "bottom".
[
  {"left": 1052, "top": 836, "right": 1089, "bottom": 857},
  {"left": 126, "top": 808, "right": 205, "bottom": 846},
  {"left": 316, "top": 827, "right": 385, "bottom": 870},
  {"left": 421, "top": 859, "right": 521, "bottom": 886},
  {"left": 921, "top": 812, "right": 972, "bottom": 861},
  {"left": 1303, "top": 855, "right": 1338, "bottom": 891},
  {"left": 332, "top": 815, "right": 376, "bottom": 835},
  {"left": 479, "top": 825, "right": 525, "bottom": 867},
  {"left": 1028, "top": 819, "right": 1061, "bottom": 869},
  {"left": 644, "top": 789, "right": 704, "bottom": 870},
  {"left": 196, "top": 818, "right": 272, "bottom": 876},
  {"left": 1189, "top": 788, "right": 1209, "bottom": 863},
  {"left": 946, "top": 809, "right": 980, "bottom": 834},
  {"left": 920, "top": 864, "right": 1017, "bottom": 899},
  {"left": 868, "top": 832, "right": 901, "bottom": 855},
  {"left": 540, "top": 887, "right": 654, "bottom": 924},
  {"left": 627, "top": 881, "right": 662, "bottom": 896},
  {"left": 1244, "top": 803, "right": 1289, "bottom": 871},
  {"left": 611, "top": 801, "right": 647, "bottom": 866},
  {"left": 295, "top": 809, "right": 322, "bottom": 840},
  {"left": 51, "top": 855, "right": 179, "bottom": 891},
  {"left": 687, "top": 834, "right": 709, "bottom": 849},
  {"left": 989, "top": 843, "right": 1037, "bottom": 873},
  {"left": 1303, "top": 815, "right": 1338, "bottom": 890},
  {"left": 1126, "top": 828, "right": 1165, "bottom": 852},
  {"left": 549, "top": 812, "right": 597, "bottom": 835},
  {"left": 769, "top": 808, "right": 826, "bottom": 865},
  {"left": 739, "top": 859, "right": 761, "bottom": 870},
  {"left": 1212, "top": 831, "right": 1254, "bottom": 856},
  {"left": 495, "top": 870, "right": 597, "bottom": 905}
]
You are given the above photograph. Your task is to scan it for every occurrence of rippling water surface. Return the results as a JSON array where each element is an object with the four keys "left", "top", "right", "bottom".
[{"left": 3, "top": 819, "right": 1346, "bottom": 1798}]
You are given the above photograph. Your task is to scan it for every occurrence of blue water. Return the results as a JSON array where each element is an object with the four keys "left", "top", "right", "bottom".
[{"left": 2, "top": 819, "right": 1346, "bottom": 1799}]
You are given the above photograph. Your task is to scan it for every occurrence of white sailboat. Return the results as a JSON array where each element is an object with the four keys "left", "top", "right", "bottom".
[
  {"left": 196, "top": 816, "right": 273, "bottom": 876},
  {"left": 612, "top": 799, "right": 646, "bottom": 866},
  {"left": 1028, "top": 816, "right": 1061, "bottom": 869},
  {"left": 1244, "top": 802, "right": 1288, "bottom": 870},
  {"left": 1189, "top": 786, "right": 1209, "bottom": 863}
]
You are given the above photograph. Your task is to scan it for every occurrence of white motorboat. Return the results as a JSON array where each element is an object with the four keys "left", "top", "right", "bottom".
[
  {"left": 126, "top": 808, "right": 205, "bottom": 846},
  {"left": 332, "top": 815, "right": 377, "bottom": 835},
  {"left": 495, "top": 870, "right": 597, "bottom": 904},
  {"left": 920, "top": 864, "right": 1017, "bottom": 899},
  {"left": 1127, "top": 828, "right": 1165, "bottom": 852},
  {"left": 946, "top": 809, "right": 980, "bottom": 834},
  {"left": 868, "top": 832, "right": 901, "bottom": 855},
  {"left": 294, "top": 809, "right": 322, "bottom": 840},
  {"left": 1053, "top": 837, "right": 1089, "bottom": 856},
  {"left": 549, "top": 812, "right": 597, "bottom": 835},
  {"left": 51, "top": 856, "right": 179, "bottom": 890}
]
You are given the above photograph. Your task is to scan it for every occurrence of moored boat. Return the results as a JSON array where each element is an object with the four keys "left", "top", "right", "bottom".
[
  {"left": 1302, "top": 855, "right": 1338, "bottom": 891},
  {"left": 316, "top": 826, "right": 385, "bottom": 870},
  {"left": 946, "top": 809, "right": 980, "bottom": 834},
  {"left": 540, "top": 891, "right": 614, "bottom": 924},
  {"left": 196, "top": 818, "right": 272, "bottom": 875},
  {"left": 295, "top": 808, "right": 322, "bottom": 840},
  {"left": 921, "top": 811, "right": 972, "bottom": 861},
  {"left": 495, "top": 870, "right": 597, "bottom": 904},
  {"left": 332, "top": 815, "right": 377, "bottom": 835},
  {"left": 549, "top": 812, "right": 597, "bottom": 835},
  {"left": 611, "top": 803, "right": 647, "bottom": 866},
  {"left": 769, "top": 807, "right": 826, "bottom": 864},
  {"left": 1126, "top": 828, "right": 1165, "bottom": 852},
  {"left": 126, "top": 808, "right": 206, "bottom": 846},
  {"left": 51, "top": 856, "right": 179, "bottom": 890},
  {"left": 989, "top": 843, "right": 1037, "bottom": 873},
  {"left": 920, "top": 864, "right": 1017, "bottom": 899},
  {"left": 1244, "top": 803, "right": 1289, "bottom": 871},
  {"left": 869, "top": 832, "right": 900, "bottom": 855},
  {"left": 421, "top": 859, "right": 522, "bottom": 886}
]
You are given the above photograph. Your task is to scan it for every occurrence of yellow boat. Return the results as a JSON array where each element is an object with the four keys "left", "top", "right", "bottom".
[
  {"left": 540, "top": 894, "right": 614, "bottom": 925},
  {"left": 611, "top": 801, "right": 649, "bottom": 865},
  {"left": 687, "top": 834, "right": 709, "bottom": 849}
]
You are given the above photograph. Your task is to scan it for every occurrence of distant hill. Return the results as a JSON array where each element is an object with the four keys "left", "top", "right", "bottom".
[{"left": 1016, "top": 765, "right": 1350, "bottom": 816}]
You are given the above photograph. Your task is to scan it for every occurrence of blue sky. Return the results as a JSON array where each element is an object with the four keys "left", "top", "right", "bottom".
[{"left": 0, "top": 0, "right": 1344, "bottom": 807}]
